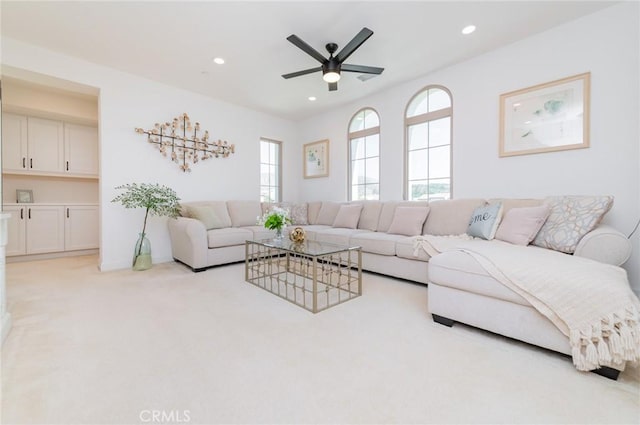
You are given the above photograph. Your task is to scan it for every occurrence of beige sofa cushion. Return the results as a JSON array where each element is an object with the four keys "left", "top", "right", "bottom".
[
  {"left": 377, "top": 201, "right": 428, "bottom": 233},
  {"left": 333, "top": 204, "right": 363, "bottom": 229},
  {"left": 488, "top": 198, "right": 543, "bottom": 213},
  {"left": 227, "top": 200, "right": 262, "bottom": 227},
  {"left": 297, "top": 224, "right": 332, "bottom": 241},
  {"left": 307, "top": 202, "right": 323, "bottom": 225},
  {"left": 357, "top": 201, "right": 383, "bottom": 231},
  {"left": 181, "top": 201, "right": 232, "bottom": 228},
  {"left": 189, "top": 205, "right": 228, "bottom": 230},
  {"left": 350, "top": 232, "right": 407, "bottom": 256},
  {"left": 316, "top": 202, "right": 341, "bottom": 225},
  {"left": 207, "top": 227, "right": 253, "bottom": 248},
  {"left": 387, "top": 206, "right": 430, "bottom": 236},
  {"left": 424, "top": 198, "right": 486, "bottom": 235},
  {"left": 495, "top": 205, "right": 550, "bottom": 246},
  {"left": 395, "top": 237, "right": 430, "bottom": 262},
  {"left": 315, "top": 228, "right": 370, "bottom": 246}
]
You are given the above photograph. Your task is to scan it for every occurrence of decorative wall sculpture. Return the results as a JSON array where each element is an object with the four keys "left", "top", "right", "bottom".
[{"left": 135, "top": 113, "right": 235, "bottom": 172}]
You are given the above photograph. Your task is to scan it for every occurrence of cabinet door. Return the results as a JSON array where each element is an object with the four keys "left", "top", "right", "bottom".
[
  {"left": 4, "top": 206, "right": 27, "bottom": 256},
  {"left": 64, "top": 124, "right": 98, "bottom": 176},
  {"left": 26, "top": 206, "right": 65, "bottom": 254},
  {"left": 27, "top": 117, "right": 64, "bottom": 173},
  {"left": 65, "top": 205, "right": 99, "bottom": 251},
  {"left": 2, "top": 113, "right": 28, "bottom": 171}
]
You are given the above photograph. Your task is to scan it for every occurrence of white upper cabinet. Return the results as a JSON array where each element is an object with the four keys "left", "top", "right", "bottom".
[
  {"left": 64, "top": 123, "right": 99, "bottom": 176},
  {"left": 2, "top": 113, "right": 98, "bottom": 178},
  {"left": 27, "top": 117, "right": 65, "bottom": 173},
  {"left": 2, "top": 113, "right": 28, "bottom": 171}
]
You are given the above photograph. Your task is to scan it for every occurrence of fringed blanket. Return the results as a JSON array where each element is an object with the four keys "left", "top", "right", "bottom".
[{"left": 415, "top": 235, "right": 640, "bottom": 372}]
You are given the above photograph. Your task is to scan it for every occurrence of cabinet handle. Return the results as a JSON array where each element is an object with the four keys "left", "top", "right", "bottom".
[
  {"left": 67, "top": 208, "right": 70, "bottom": 218},
  {"left": 30, "top": 158, "right": 33, "bottom": 169},
  {"left": 28, "top": 208, "right": 31, "bottom": 219},
  {"left": 66, "top": 161, "right": 69, "bottom": 171},
  {"left": 20, "top": 209, "right": 24, "bottom": 219},
  {"left": 22, "top": 157, "right": 26, "bottom": 168}
]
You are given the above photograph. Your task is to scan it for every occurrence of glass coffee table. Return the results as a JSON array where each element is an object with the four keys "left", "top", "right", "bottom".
[{"left": 245, "top": 238, "right": 362, "bottom": 313}]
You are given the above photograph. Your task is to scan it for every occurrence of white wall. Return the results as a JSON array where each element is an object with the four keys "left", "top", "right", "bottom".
[
  {"left": 297, "top": 3, "right": 640, "bottom": 292},
  {"left": 2, "top": 38, "right": 298, "bottom": 270}
]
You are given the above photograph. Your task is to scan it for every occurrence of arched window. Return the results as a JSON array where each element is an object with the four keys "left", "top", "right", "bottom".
[
  {"left": 405, "top": 86, "right": 452, "bottom": 201},
  {"left": 348, "top": 108, "right": 380, "bottom": 200}
]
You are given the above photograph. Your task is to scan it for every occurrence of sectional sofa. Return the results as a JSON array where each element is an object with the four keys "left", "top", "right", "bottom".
[{"left": 167, "top": 197, "right": 634, "bottom": 378}]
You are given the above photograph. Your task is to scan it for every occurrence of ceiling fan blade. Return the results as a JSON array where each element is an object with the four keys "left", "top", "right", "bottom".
[
  {"left": 335, "top": 27, "right": 374, "bottom": 63},
  {"left": 286, "top": 34, "right": 327, "bottom": 64},
  {"left": 328, "top": 82, "right": 338, "bottom": 91},
  {"left": 282, "top": 67, "right": 322, "bottom": 79},
  {"left": 341, "top": 64, "right": 384, "bottom": 75}
]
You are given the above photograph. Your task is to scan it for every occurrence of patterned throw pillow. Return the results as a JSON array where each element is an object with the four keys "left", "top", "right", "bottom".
[
  {"left": 532, "top": 196, "right": 613, "bottom": 253},
  {"left": 467, "top": 203, "right": 503, "bottom": 240},
  {"left": 261, "top": 202, "right": 309, "bottom": 225}
]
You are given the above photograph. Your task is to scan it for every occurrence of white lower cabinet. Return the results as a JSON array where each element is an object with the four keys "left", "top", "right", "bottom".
[
  {"left": 65, "top": 205, "right": 99, "bottom": 250},
  {"left": 4, "top": 204, "right": 98, "bottom": 256},
  {"left": 5, "top": 206, "right": 27, "bottom": 256}
]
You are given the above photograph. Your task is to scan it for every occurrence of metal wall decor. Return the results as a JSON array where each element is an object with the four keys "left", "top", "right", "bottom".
[{"left": 135, "top": 113, "right": 235, "bottom": 172}]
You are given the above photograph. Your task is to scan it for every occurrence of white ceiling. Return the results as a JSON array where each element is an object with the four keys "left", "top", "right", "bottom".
[{"left": 1, "top": 1, "right": 616, "bottom": 121}]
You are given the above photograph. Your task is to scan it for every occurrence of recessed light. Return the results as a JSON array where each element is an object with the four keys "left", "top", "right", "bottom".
[
  {"left": 213, "top": 57, "right": 225, "bottom": 65},
  {"left": 308, "top": 96, "right": 317, "bottom": 101},
  {"left": 461, "top": 25, "right": 476, "bottom": 35}
]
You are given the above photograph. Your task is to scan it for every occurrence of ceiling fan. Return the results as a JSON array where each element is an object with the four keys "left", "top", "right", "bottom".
[{"left": 282, "top": 27, "right": 384, "bottom": 91}]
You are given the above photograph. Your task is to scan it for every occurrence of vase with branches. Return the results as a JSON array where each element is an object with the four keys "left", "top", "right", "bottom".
[{"left": 112, "top": 183, "right": 181, "bottom": 270}]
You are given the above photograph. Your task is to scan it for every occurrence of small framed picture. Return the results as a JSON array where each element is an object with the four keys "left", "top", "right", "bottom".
[
  {"left": 16, "top": 189, "right": 33, "bottom": 203},
  {"left": 303, "top": 139, "right": 329, "bottom": 179}
]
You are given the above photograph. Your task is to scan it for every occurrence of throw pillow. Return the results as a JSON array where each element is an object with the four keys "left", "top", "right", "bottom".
[
  {"left": 332, "top": 204, "right": 363, "bottom": 229},
  {"left": 288, "top": 203, "right": 309, "bottom": 225},
  {"left": 495, "top": 205, "right": 551, "bottom": 246},
  {"left": 387, "top": 207, "right": 431, "bottom": 236},
  {"left": 316, "top": 202, "right": 341, "bottom": 225},
  {"left": 467, "top": 203, "right": 503, "bottom": 240},
  {"left": 189, "top": 205, "right": 227, "bottom": 230},
  {"left": 532, "top": 195, "right": 613, "bottom": 253}
]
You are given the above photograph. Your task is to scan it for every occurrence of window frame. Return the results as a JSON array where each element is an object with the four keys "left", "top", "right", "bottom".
[
  {"left": 259, "top": 137, "right": 283, "bottom": 203},
  {"left": 347, "top": 107, "right": 381, "bottom": 201},
  {"left": 403, "top": 85, "right": 453, "bottom": 201}
]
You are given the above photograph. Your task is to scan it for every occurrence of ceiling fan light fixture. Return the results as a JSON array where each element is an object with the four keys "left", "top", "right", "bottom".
[{"left": 322, "top": 71, "right": 341, "bottom": 83}]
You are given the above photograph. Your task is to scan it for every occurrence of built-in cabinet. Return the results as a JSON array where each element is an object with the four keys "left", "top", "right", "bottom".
[
  {"left": 5, "top": 204, "right": 98, "bottom": 257},
  {"left": 2, "top": 113, "right": 98, "bottom": 178}
]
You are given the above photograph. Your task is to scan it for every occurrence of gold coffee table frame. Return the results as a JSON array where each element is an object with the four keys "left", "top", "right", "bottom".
[{"left": 245, "top": 239, "right": 362, "bottom": 313}]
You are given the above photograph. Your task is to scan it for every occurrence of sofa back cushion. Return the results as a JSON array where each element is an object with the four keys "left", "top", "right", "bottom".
[
  {"left": 377, "top": 201, "right": 428, "bottom": 233},
  {"left": 357, "top": 201, "right": 383, "bottom": 231},
  {"left": 488, "top": 198, "right": 543, "bottom": 214},
  {"left": 424, "top": 198, "right": 486, "bottom": 235},
  {"left": 181, "top": 201, "right": 232, "bottom": 228},
  {"left": 532, "top": 195, "right": 613, "bottom": 253},
  {"left": 316, "top": 201, "right": 341, "bottom": 225},
  {"left": 227, "top": 200, "right": 262, "bottom": 227},
  {"left": 332, "top": 204, "right": 363, "bottom": 229},
  {"left": 307, "top": 202, "right": 323, "bottom": 225},
  {"left": 387, "top": 206, "right": 431, "bottom": 236},
  {"left": 189, "top": 205, "right": 229, "bottom": 230}
]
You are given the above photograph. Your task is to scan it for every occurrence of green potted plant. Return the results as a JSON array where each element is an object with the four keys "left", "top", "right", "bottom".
[
  {"left": 258, "top": 206, "right": 292, "bottom": 239},
  {"left": 112, "top": 183, "right": 180, "bottom": 271}
]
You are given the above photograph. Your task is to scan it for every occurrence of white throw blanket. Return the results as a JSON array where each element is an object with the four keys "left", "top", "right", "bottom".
[{"left": 415, "top": 235, "right": 640, "bottom": 371}]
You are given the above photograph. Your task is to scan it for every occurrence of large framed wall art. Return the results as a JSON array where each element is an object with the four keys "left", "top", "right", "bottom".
[
  {"left": 303, "top": 139, "right": 329, "bottom": 178},
  {"left": 499, "top": 72, "right": 590, "bottom": 157}
]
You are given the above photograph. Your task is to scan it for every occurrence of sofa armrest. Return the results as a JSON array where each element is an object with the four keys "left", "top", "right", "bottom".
[
  {"left": 167, "top": 217, "right": 208, "bottom": 270},
  {"left": 574, "top": 225, "right": 632, "bottom": 266}
]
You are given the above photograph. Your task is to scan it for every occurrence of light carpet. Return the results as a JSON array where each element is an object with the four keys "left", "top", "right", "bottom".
[{"left": 2, "top": 255, "right": 639, "bottom": 424}]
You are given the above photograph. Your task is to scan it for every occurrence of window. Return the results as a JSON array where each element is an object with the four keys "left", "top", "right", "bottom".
[
  {"left": 405, "top": 86, "right": 452, "bottom": 201},
  {"left": 348, "top": 108, "right": 380, "bottom": 200},
  {"left": 259, "top": 138, "right": 282, "bottom": 202}
]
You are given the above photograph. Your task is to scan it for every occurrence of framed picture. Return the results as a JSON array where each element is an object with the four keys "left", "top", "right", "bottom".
[
  {"left": 303, "top": 139, "right": 329, "bottom": 178},
  {"left": 499, "top": 72, "right": 590, "bottom": 157},
  {"left": 16, "top": 189, "right": 33, "bottom": 203}
]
